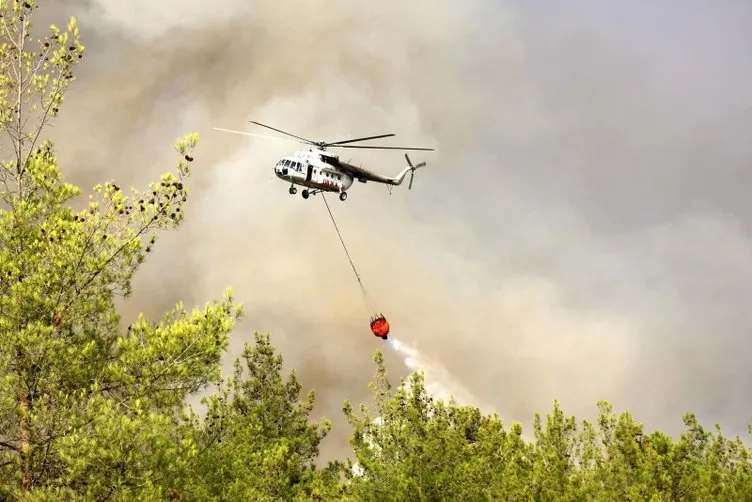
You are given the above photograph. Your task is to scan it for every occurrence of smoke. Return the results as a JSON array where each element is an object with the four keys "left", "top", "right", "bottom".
[
  {"left": 387, "top": 337, "right": 484, "bottom": 409},
  {"left": 32, "top": 0, "right": 752, "bottom": 460}
]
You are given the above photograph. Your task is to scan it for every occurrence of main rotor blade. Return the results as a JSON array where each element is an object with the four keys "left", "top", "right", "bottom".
[
  {"left": 330, "top": 144, "right": 435, "bottom": 151},
  {"left": 213, "top": 127, "right": 303, "bottom": 144},
  {"left": 249, "top": 121, "right": 314, "bottom": 144},
  {"left": 325, "top": 133, "right": 396, "bottom": 146}
]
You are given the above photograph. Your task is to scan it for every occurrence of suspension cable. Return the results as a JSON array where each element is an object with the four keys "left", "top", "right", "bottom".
[{"left": 321, "top": 193, "right": 374, "bottom": 313}]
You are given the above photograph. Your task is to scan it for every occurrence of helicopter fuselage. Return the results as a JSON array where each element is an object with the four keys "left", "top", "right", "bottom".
[
  {"left": 273, "top": 148, "right": 358, "bottom": 200},
  {"left": 271, "top": 145, "right": 425, "bottom": 201}
]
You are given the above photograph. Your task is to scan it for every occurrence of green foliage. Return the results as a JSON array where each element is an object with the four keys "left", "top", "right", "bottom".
[
  {"left": 0, "top": 1, "right": 242, "bottom": 498},
  {"left": 0, "top": 0, "right": 84, "bottom": 172},
  {"left": 343, "top": 354, "right": 752, "bottom": 501},
  {"left": 182, "top": 333, "right": 344, "bottom": 501},
  {"left": 342, "top": 351, "right": 536, "bottom": 501}
]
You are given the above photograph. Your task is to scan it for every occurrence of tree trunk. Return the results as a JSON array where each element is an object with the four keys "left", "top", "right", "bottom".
[
  {"left": 19, "top": 388, "right": 31, "bottom": 492},
  {"left": 18, "top": 359, "right": 32, "bottom": 493}
]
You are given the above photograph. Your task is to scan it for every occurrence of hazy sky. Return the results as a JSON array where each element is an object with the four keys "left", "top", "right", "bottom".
[{"left": 39, "top": 0, "right": 752, "bottom": 459}]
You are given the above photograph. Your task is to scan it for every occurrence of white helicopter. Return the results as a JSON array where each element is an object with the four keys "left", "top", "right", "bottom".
[{"left": 213, "top": 121, "right": 435, "bottom": 201}]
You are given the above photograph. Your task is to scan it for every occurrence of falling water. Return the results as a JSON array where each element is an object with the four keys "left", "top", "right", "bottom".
[{"left": 386, "top": 336, "right": 480, "bottom": 407}]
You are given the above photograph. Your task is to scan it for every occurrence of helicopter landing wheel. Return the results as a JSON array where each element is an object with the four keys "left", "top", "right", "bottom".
[
  {"left": 339, "top": 191, "right": 348, "bottom": 201},
  {"left": 302, "top": 189, "right": 310, "bottom": 199},
  {"left": 289, "top": 186, "right": 297, "bottom": 195}
]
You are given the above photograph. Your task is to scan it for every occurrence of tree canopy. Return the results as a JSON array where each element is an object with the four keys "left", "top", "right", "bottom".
[{"left": 1, "top": 2, "right": 751, "bottom": 500}]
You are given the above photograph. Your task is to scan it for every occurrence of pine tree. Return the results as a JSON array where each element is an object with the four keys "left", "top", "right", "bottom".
[
  {"left": 0, "top": 2, "right": 241, "bottom": 497},
  {"left": 185, "top": 333, "right": 344, "bottom": 501}
]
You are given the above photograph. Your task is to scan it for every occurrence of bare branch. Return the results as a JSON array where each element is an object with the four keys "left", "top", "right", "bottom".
[{"left": 0, "top": 440, "right": 21, "bottom": 454}]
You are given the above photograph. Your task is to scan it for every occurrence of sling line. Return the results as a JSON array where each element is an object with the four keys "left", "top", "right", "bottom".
[{"left": 321, "top": 193, "right": 374, "bottom": 312}]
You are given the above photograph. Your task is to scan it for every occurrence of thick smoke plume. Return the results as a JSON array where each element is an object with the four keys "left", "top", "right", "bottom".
[{"left": 36, "top": 0, "right": 752, "bottom": 459}]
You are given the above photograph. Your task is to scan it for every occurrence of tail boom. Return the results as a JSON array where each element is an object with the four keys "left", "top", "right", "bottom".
[{"left": 390, "top": 153, "right": 426, "bottom": 189}]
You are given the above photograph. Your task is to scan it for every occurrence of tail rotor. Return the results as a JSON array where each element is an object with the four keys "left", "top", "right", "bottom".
[{"left": 405, "top": 153, "right": 426, "bottom": 190}]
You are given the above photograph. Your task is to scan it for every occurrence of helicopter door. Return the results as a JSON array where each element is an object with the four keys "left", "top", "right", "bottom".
[{"left": 305, "top": 162, "right": 313, "bottom": 182}]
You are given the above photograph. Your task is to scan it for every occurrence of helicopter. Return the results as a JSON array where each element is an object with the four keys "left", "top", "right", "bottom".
[{"left": 213, "top": 121, "right": 435, "bottom": 201}]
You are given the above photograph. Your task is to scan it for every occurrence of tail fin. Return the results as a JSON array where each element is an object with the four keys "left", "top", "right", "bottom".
[{"left": 404, "top": 153, "right": 426, "bottom": 190}]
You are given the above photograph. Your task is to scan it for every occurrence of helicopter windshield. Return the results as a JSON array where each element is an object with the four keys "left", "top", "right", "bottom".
[{"left": 279, "top": 159, "right": 304, "bottom": 172}]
